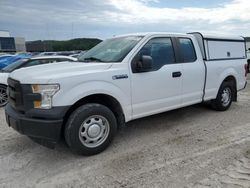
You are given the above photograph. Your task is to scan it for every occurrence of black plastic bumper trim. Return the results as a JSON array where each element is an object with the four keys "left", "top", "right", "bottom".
[{"left": 5, "top": 104, "right": 68, "bottom": 147}]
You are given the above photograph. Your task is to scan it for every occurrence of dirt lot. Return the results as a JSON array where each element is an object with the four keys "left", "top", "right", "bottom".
[{"left": 1, "top": 79, "right": 250, "bottom": 188}]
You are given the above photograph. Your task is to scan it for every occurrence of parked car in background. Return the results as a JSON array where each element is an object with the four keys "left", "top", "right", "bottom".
[
  {"left": 247, "top": 50, "right": 250, "bottom": 72},
  {"left": 57, "top": 51, "right": 75, "bottom": 56},
  {"left": 38, "top": 51, "right": 85, "bottom": 57},
  {"left": 69, "top": 54, "right": 80, "bottom": 58},
  {"left": 0, "top": 55, "right": 77, "bottom": 106},
  {"left": 38, "top": 52, "right": 58, "bottom": 56},
  {"left": 0, "top": 54, "right": 15, "bottom": 61},
  {"left": 69, "top": 50, "right": 87, "bottom": 58},
  {"left": 0, "top": 53, "right": 32, "bottom": 69}
]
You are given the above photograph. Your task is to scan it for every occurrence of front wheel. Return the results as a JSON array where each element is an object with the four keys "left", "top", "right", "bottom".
[
  {"left": 0, "top": 85, "right": 8, "bottom": 107},
  {"left": 64, "top": 103, "right": 117, "bottom": 155},
  {"left": 211, "top": 82, "right": 233, "bottom": 111}
]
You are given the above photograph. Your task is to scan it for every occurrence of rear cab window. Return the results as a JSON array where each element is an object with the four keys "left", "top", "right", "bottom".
[{"left": 177, "top": 38, "right": 197, "bottom": 63}]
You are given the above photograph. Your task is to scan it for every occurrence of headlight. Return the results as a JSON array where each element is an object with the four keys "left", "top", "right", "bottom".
[{"left": 31, "top": 84, "right": 60, "bottom": 109}]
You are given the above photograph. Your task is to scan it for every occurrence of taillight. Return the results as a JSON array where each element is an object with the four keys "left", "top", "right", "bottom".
[{"left": 244, "top": 64, "right": 248, "bottom": 77}]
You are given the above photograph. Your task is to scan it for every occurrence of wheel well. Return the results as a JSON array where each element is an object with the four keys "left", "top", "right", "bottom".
[
  {"left": 222, "top": 76, "right": 237, "bottom": 101},
  {"left": 62, "top": 94, "right": 125, "bottom": 131}
]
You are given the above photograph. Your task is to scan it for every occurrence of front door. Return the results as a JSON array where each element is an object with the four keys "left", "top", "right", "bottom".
[
  {"left": 176, "top": 37, "right": 205, "bottom": 105},
  {"left": 130, "top": 37, "right": 182, "bottom": 119}
]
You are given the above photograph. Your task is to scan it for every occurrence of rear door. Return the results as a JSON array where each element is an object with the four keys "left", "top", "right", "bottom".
[{"left": 176, "top": 37, "right": 205, "bottom": 106}]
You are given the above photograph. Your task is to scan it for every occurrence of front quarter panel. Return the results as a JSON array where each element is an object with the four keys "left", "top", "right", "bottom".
[{"left": 52, "top": 64, "right": 132, "bottom": 121}]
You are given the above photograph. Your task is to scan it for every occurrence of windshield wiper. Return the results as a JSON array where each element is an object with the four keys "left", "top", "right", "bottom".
[{"left": 82, "top": 57, "right": 104, "bottom": 62}]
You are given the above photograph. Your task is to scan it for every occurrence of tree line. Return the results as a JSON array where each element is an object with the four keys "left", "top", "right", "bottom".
[{"left": 26, "top": 38, "right": 102, "bottom": 52}]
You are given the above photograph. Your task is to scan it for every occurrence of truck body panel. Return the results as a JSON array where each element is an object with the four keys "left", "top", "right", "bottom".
[
  {"left": 204, "top": 59, "right": 246, "bottom": 100},
  {"left": 5, "top": 32, "right": 248, "bottom": 151},
  {"left": 205, "top": 40, "right": 245, "bottom": 60}
]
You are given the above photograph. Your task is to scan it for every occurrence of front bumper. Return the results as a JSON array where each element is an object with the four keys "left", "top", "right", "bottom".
[{"left": 5, "top": 104, "right": 68, "bottom": 148}]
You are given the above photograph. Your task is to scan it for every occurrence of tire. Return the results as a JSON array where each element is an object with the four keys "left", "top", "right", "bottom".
[
  {"left": 211, "top": 82, "right": 233, "bottom": 111},
  {"left": 0, "top": 85, "right": 8, "bottom": 107},
  {"left": 64, "top": 103, "right": 117, "bottom": 155}
]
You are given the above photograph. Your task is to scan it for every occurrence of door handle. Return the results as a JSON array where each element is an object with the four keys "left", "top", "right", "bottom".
[{"left": 172, "top": 71, "right": 182, "bottom": 78}]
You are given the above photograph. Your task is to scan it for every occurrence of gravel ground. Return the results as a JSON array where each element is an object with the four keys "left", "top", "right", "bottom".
[{"left": 1, "top": 78, "right": 250, "bottom": 188}]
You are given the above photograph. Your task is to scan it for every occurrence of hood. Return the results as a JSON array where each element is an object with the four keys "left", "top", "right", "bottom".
[{"left": 9, "top": 61, "right": 113, "bottom": 84}]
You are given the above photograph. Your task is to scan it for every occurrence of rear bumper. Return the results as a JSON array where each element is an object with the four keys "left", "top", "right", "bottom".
[{"left": 5, "top": 104, "right": 68, "bottom": 148}]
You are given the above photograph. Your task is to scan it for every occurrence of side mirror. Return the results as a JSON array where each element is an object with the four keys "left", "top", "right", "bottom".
[{"left": 136, "top": 55, "right": 153, "bottom": 72}]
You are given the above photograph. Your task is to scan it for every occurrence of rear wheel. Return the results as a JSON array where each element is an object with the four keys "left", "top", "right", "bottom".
[
  {"left": 64, "top": 103, "right": 117, "bottom": 155},
  {"left": 0, "top": 85, "right": 8, "bottom": 107},
  {"left": 211, "top": 82, "right": 233, "bottom": 111}
]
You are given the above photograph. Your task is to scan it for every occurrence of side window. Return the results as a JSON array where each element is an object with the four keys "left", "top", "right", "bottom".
[
  {"left": 46, "top": 59, "right": 58, "bottom": 63},
  {"left": 22, "top": 59, "right": 52, "bottom": 68},
  {"left": 46, "top": 58, "right": 72, "bottom": 63},
  {"left": 58, "top": 58, "right": 73, "bottom": 62},
  {"left": 137, "top": 38, "right": 175, "bottom": 70},
  {"left": 22, "top": 60, "right": 41, "bottom": 67},
  {"left": 178, "top": 38, "right": 197, "bottom": 62}
]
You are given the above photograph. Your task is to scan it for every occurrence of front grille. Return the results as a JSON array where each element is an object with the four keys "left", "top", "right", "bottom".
[
  {"left": 7, "top": 78, "right": 41, "bottom": 113},
  {"left": 7, "top": 78, "right": 24, "bottom": 110}
]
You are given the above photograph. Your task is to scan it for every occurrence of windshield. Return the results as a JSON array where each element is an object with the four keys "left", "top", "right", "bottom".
[
  {"left": 78, "top": 36, "right": 143, "bottom": 63},
  {"left": 2, "top": 59, "right": 28, "bottom": 72}
]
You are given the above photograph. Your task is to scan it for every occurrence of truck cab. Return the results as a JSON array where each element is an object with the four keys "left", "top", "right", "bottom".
[{"left": 5, "top": 32, "right": 247, "bottom": 155}]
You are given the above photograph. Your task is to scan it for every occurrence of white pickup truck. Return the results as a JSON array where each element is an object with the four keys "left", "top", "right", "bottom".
[{"left": 5, "top": 32, "right": 248, "bottom": 155}]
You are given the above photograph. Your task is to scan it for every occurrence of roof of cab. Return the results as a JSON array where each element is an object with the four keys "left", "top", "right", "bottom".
[
  {"left": 114, "top": 32, "right": 244, "bottom": 41},
  {"left": 114, "top": 32, "right": 189, "bottom": 38}
]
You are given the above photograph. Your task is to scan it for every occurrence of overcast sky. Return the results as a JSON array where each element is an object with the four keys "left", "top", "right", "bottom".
[{"left": 1, "top": 0, "right": 250, "bottom": 41}]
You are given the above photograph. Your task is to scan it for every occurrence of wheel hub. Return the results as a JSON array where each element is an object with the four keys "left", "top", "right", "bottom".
[
  {"left": 79, "top": 115, "right": 110, "bottom": 148},
  {"left": 87, "top": 124, "right": 101, "bottom": 138},
  {"left": 221, "top": 87, "right": 231, "bottom": 106},
  {"left": 222, "top": 93, "right": 229, "bottom": 102}
]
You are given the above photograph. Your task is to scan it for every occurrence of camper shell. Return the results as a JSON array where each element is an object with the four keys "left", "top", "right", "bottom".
[{"left": 190, "top": 32, "right": 246, "bottom": 61}]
